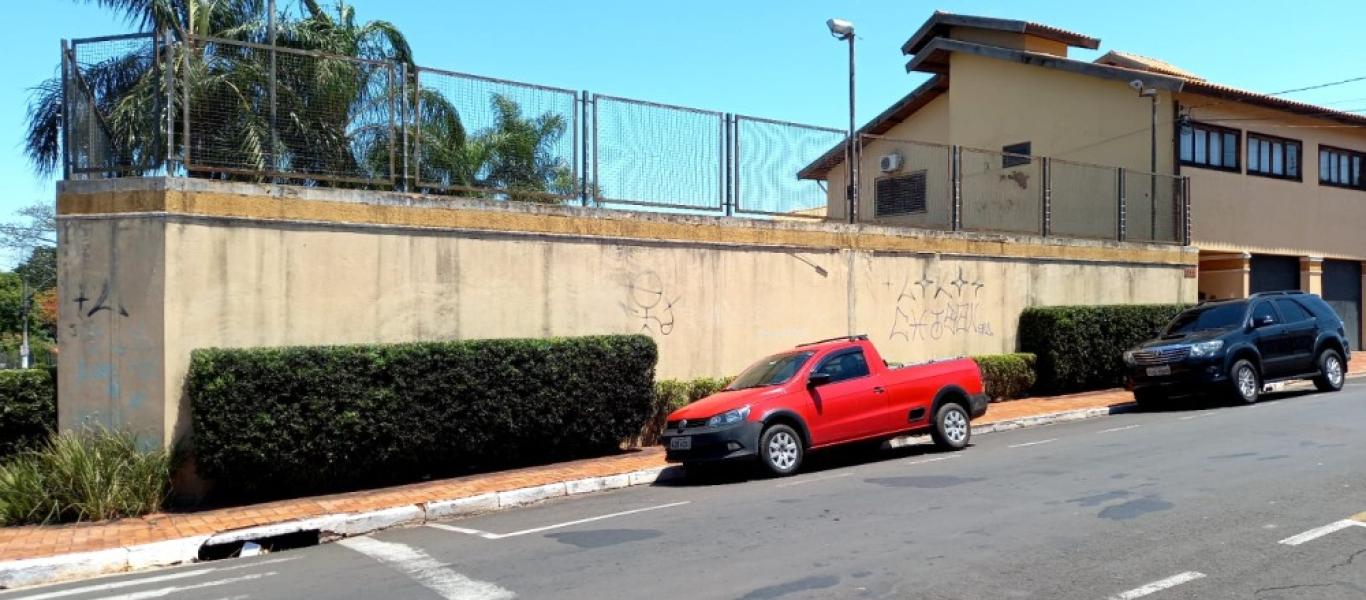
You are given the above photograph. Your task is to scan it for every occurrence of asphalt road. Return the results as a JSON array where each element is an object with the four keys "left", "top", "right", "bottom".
[{"left": 7, "top": 381, "right": 1366, "bottom": 600}]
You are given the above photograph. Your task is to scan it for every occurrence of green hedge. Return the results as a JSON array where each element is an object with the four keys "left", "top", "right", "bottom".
[
  {"left": 972, "top": 354, "right": 1036, "bottom": 402},
  {"left": 0, "top": 369, "right": 56, "bottom": 458},
  {"left": 1019, "top": 304, "right": 1188, "bottom": 394},
  {"left": 188, "top": 335, "right": 658, "bottom": 499},
  {"left": 637, "top": 376, "right": 732, "bottom": 446}
]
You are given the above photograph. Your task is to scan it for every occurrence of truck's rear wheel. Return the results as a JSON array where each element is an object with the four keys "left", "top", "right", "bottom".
[
  {"left": 758, "top": 424, "right": 803, "bottom": 477},
  {"left": 930, "top": 403, "right": 971, "bottom": 450}
]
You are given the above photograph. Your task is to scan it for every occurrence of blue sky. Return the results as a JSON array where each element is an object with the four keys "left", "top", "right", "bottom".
[{"left": 0, "top": 0, "right": 1362, "bottom": 251}]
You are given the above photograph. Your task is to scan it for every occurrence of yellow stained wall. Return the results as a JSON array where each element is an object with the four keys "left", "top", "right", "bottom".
[
  {"left": 1178, "top": 93, "right": 1366, "bottom": 261},
  {"left": 58, "top": 180, "right": 1196, "bottom": 447},
  {"left": 826, "top": 93, "right": 953, "bottom": 227}
]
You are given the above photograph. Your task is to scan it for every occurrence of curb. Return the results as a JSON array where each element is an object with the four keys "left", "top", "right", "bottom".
[{"left": 0, "top": 403, "right": 1132, "bottom": 590}]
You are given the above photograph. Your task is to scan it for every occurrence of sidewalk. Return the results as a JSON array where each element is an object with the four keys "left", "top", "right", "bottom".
[{"left": 3, "top": 361, "right": 1361, "bottom": 587}]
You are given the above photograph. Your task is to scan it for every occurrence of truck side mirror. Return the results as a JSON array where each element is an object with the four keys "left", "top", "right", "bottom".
[{"left": 807, "top": 372, "right": 833, "bottom": 388}]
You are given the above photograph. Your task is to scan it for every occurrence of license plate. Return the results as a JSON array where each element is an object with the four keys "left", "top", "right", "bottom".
[
  {"left": 1146, "top": 365, "right": 1172, "bottom": 377},
  {"left": 669, "top": 437, "right": 692, "bottom": 451}
]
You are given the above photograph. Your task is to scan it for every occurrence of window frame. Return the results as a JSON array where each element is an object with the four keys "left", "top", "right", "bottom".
[
  {"left": 1318, "top": 144, "right": 1366, "bottom": 191},
  {"left": 811, "top": 348, "right": 872, "bottom": 385},
  {"left": 1246, "top": 131, "right": 1303, "bottom": 181},
  {"left": 1002, "top": 142, "right": 1032, "bottom": 169},
  {"left": 1179, "top": 121, "right": 1242, "bottom": 173}
]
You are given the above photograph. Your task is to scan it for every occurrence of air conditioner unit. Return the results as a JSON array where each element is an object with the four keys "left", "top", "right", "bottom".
[{"left": 879, "top": 153, "right": 903, "bottom": 173}]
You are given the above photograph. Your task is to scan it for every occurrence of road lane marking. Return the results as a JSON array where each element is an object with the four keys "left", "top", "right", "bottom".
[
  {"left": 775, "top": 472, "right": 851, "bottom": 488},
  {"left": 1278, "top": 519, "right": 1365, "bottom": 546},
  {"left": 428, "top": 501, "right": 690, "bottom": 540},
  {"left": 97, "top": 572, "right": 276, "bottom": 600},
  {"left": 1179, "top": 412, "right": 1216, "bottom": 421},
  {"left": 1107, "top": 571, "right": 1206, "bottom": 600},
  {"left": 14, "top": 557, "right": 299, "bottom": 600},
  {"left": 1099, "top": 425, "right": 1141, "bottom": 433},
  {"left": 337, "top": 537, "right": 514, "bottom": 600},
  {"left": 905, "top": 455, "right": 961, "bottom": 466},
  {"left": 1008, "top": 438, "right": 1057, "bottom": 448}
]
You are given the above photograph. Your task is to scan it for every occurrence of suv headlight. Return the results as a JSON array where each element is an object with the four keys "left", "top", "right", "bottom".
[
  {"left": 1188, "top": 340, "right": 1224, "bottom": 358},
  {"left": 707, "top": 405, "right": 751, "bottom": 427},
  {"left": 1123, "top": 350, "right": 1137, "bottom": 366}
]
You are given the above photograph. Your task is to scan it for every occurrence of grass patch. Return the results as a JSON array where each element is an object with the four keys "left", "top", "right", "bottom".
[{"left": 0, "top": 429, "right": 171, "bottom": 526}]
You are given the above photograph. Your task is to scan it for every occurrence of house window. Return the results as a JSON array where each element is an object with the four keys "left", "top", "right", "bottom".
[
  {"left": 874, "top": 172, "right": 928, "bottom": 216},
  {"left": 1179, "top": 121, "right": 1240, "bottom": 171},
  {"left": 1002, "top": 142, "right": 1031, "bottom": 168},
  {"left": 1319, "top": 145, "right": 1365, "bottom": 190},
  {"left": 1247, "top": 133, "right": 1301, "bottom": 180}
]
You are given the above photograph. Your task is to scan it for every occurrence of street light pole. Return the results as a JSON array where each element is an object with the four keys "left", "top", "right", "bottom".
[
  {"left": 828, "top": 19, "right": 857, "bottom": 224},
  {"left": 1132, "top": 80, "right": 1159, "bottom": 241}
]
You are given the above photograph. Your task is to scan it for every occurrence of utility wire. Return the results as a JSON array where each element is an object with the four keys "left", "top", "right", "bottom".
[{"left": 1268, "top": 75, "right": 1366, "bottom": 96}]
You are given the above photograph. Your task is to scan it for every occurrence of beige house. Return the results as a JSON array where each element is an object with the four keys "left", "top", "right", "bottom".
[{"left": 799, "top": 11, "right": 1366, "bottom": 349}]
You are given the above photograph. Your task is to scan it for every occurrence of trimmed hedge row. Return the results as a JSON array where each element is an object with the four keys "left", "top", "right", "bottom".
[
  {"left": 1019, "top": 304, "right": 1188, "bottom": 394},
  {"left": 637, "top": 376, "right": 732, "bottom": 446},
  {"left": 0, "top": 369, "right": 56, "bottom": 459},
  {"left": 972, "top": 353, "right": 1036, "bottom": 402},
  {"left": 187, "top": 335, "right": 658, "bottom": 499}
]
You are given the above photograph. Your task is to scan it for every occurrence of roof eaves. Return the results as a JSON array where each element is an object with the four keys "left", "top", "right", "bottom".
[
  {"left": 796, "top": 75, "right": 949, "bottom": 180},
  {"left": 900, "top": 12, "right": 1100, "bottom": 56},
  {"left": 1181, "top": 81, "right": 1366, "bottom": 127},
  {"left": 904, "top": 38, "right": 1186, "bottom": 93}
]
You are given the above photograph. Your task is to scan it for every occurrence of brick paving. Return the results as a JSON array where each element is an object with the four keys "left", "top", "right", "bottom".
[{"left": 4, "top": 358, "right": 1362, "bottom": 563}]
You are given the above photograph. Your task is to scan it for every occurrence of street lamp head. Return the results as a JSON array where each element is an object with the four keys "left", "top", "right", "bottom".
[{"left": 827, "top": 18, "right": 854, "bottom": 39}]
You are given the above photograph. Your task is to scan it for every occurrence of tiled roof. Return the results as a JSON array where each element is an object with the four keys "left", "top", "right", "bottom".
[
  {"left": 1094, "top": 50, "right": 1204, "bottom": 81},
  {"left": 900, "top": 11, "right": 1100, "bottom": 56}
]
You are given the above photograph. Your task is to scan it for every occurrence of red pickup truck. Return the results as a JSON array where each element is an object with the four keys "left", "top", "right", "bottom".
[{"left": 661, "top": 335, "right": 988, "bottom": 476}]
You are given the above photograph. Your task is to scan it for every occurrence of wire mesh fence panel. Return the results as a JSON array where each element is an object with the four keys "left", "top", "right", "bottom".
[
  {"left": 185, "top": 38, "right": 397, "bottom": 185},
  {"left": 1049, "top": 159, "right": 1118, "bottom": 240},
  {"left": 414, "top": 68, "right": 577, "bottom": 202},
  {"left": 734, "top": 117, "right": 843, "bottom": 217},
  {"left": 859, "top": 135, "right": 953, "bottom": 229},
  {"left": 959, "top": 147, "right": 1042, "bottom": 236},
  {"left": 1125, "top": 170, "right": 1183, "bottom": 244},
  {"left": 593, "top": 95, "right": 724, "bottom": 211},
  {"left": 67, "top": 34, "right": 162, "bottom": 176}
]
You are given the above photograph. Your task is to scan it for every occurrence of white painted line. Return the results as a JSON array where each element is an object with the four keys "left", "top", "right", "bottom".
[
  {"left": 1099, "top": 425, "right": 1141, "bottom": 433},
  {"left": 1107, "top": 571, "right": 1206, "bottom": 600},
  {"left": 14, "top": 557, "right": 299, "bottom": 600},
  {"left": 905, "top": 455, "right": 961, "bottom": 465},
  {"left": 337, "top": 537, "right": 514, "bottom": 600},
  {"left": 427, "top": 501, "right": 690, "bottom": 540},
  {"left": 1008, "top": 438, "right": 1057, "bottom": 448},
  {"left": 1278, "top": 519, "right": 1365, "bottom": 546},
  {"left": 775, "top": 473, "right": 851, "bottom": 488},
  {"left": 98, "top": 572, "right": 276, "bottom": 600},
  {"left": 1179, "top": 412, "right": 1216, "bottom": 421}
]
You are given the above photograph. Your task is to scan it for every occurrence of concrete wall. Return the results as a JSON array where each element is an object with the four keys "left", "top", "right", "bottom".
[{"left": 57, "top": 179, "right": 1197, "bottom": 447}]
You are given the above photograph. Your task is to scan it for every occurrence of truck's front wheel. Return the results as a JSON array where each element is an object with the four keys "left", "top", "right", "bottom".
[
  {"left": 759, "top": 424, "right": 803, "bottom": 476},
  {"left": 931, "top": 403, "right": 971, "bottom": 450}
]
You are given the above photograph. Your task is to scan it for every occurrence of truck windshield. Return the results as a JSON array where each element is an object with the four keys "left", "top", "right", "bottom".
[
  {"left": 1164, "top": 303, "right": 1246, "bottom": 336},
  {"left": 727, "top": 351, "right": 815, "bottom": 390}
]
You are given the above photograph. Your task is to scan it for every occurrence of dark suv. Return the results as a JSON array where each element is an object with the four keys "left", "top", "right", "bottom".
[{"left": 1125, "top": 291, "right": 1352, "bottom": 405}]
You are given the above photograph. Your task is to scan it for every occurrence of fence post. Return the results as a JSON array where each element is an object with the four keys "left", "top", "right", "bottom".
[
  {"left": 182, "top": 37, "right": 191, "bottom": 174},
  {"left": 951, "top": 145, "right": 962, "bottom": 231},
  {"left": 386, "top": 64, "right": 396, "bottom": 188},
  {"left": 1041, "top": 157, "right": 1052, "bottom": 237},
  {"left": 163, "top": 31, "right": 175, "bottom": 176},
  {"left": 400, "top": 62, "right": 409, "bottom": 192},
  {"left": 581, "top": 90, "right": 591, "bottom": 207},
  {"left": 1182, "top": 176, "right": 1192, "bottom": 245},
  {"left": 724, "top": 114, "right": 734, "bottom": 216},
  {"left": 1117, "top": 167, "right": 1127, "bottom": 242},
  {"left": 60, "top": 40, "right": 72, "bottom": 180}
]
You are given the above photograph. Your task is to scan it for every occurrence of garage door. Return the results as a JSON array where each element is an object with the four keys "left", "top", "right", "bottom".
[
  {"left": 1323, "top": 259, "right": 1362, "bottom": 350},
  {"left": 1250, "top": 255, "right": 1299, "bottom": 294}
]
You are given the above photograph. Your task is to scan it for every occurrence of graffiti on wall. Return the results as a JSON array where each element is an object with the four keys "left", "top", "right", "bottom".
[
  {"left": 624, "top": 271, "right": 680, "bottom": 336},
  {"left": 889, "top": 267, "right": 994, "bottom": 341}
]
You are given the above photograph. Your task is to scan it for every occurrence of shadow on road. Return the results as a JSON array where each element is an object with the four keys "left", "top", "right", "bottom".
[{"left": 654, "top": 439, "right": 961, "bottom": 488}]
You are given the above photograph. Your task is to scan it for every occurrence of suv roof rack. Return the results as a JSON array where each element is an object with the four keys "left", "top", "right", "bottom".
[
  {"left": 797, "top": 334, "right": 869, "bottom": 347},
  {"left": 1250, "top": 290, "right": 1307, "bottom": 298}
]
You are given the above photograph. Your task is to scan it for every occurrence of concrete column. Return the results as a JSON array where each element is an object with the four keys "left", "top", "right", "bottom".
[
  {"left": 1197, "top": 252, "right": 1251, "bottom": 301},
  {"left": 1299, "top": 256, "right": 1323, "bottom": 295}
]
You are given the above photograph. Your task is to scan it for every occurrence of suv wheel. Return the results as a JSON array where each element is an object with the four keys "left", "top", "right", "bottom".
[
  {"left": 1230, "top": 359, "right": 1261, "bottom": 404},
  {"left": 759, "top": 424, "right": 803, "bottom": 477},
  {"left": 1313, "top": 349, "right": 1345, "bottom": 393},
  {"left": 930, "top": 403, "right": 971, "bottom": 450}
]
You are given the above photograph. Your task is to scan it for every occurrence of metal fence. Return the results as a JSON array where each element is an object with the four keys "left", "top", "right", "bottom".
[
  {"left": 859, "top": 135, "right": 1188, "bottom": 244},
  {"left": 60, "top": 32, "right": 1189, "bottom": 244}
]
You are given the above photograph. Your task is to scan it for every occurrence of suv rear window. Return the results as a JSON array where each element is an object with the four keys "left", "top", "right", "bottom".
[
  {"left": 1165, "top": 303, "right": 1246, "bottom": 335},
  {"left": 1273, "top": 299, "right": 1313, "bottom": 323}
]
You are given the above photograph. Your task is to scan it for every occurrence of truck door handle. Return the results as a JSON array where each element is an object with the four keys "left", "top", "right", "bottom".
[{"left": 873, "top": 386, "right": 886, "bottom": 394}]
